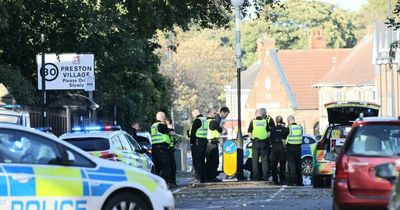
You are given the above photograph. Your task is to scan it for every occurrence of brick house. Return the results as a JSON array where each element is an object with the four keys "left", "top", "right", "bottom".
[
  {"left": 373, "top": 23, "right": 400, "bottom": 117},
  {"left": 314, "top": 33, "right": 377, "bottom": 130},
  {"left": 225, "top": 31, "right": 352, "bottom": 135}
]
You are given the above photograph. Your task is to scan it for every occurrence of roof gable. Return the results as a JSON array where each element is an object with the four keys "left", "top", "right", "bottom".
[
  {"left": 277, "top": 49, "right": 351, "bottom": 109},
  {"left": 315, "top": 35, "right": 374, "bottom": 87}
]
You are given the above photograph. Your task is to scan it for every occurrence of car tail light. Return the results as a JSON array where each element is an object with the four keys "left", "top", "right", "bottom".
[
  {"left": 99, "top": 153, "right": 121, "bottom": 161},
  {"left": 335, "top": 154, "right": 349, "bottom": 181}
]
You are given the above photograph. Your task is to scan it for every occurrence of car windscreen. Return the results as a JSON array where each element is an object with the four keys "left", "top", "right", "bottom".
[
  {"left": 346, "top": 125, "right": 400, "bottom": 157},
  {"left": 63, "top": 137, "right": 110, "bottom": 151},
  {"left": 0, "top": 114, "right": 21, "bottom": 124}
]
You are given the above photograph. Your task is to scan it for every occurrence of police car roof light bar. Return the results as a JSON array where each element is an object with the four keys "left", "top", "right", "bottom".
[
  {"left": 0, "top": 104, "right": 22, "bottom": 110},
  {"left": 71, "top": 125, "right": 121, "bottom": 133}
]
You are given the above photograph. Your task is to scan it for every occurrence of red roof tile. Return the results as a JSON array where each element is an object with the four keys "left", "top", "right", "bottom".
[
  {"left": 316, "top": 35, "right": 374, "bottom": 87},
  {"left": 277, "top": 48, "right": 351, "bottom": 109}
]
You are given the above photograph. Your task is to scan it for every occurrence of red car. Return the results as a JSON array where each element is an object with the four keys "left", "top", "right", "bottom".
[{"left": 331, "top": 117, "right": 400, "bottom": 210}]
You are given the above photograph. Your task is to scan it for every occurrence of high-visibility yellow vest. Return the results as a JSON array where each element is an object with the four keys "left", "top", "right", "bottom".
[
  {"left": 151, "top": 122, "right": 170, "bottom": 145},
  {"left": 207, "top": 119, "right": 221, "bottom": 140},
  {"left": 252, "top": 119, "right": 268, "bottom": 140},
  {"left": 195, "top": 117, "right": 208, "bottom": 138},
  {"left": 286, "top": 124, "right": 303, "bottom": 145}
]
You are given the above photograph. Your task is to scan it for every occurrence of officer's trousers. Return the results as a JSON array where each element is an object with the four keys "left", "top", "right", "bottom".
[
  {"left": 193, "top": 138, "right": 208, "bottom": 182},
  {"left": 152, "top": 143, "right": 171, "bottom": 183},
  {"left": 287, "top": 144, "right": 302, "bottom": 185},
  {"left": 252, "top": 140, "right": 269, "bottom": 181},
  {"left": 205, "top": 140, "right": 219, "bottom": 181},
  {"left": 271, "top": 143, "right": 287, "bottom": 183},
  {"left": 168, "top": 148, "right": 177, "bottom": 184}
]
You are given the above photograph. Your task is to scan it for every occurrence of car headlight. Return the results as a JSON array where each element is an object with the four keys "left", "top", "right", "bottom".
[{"left": 149, "top": 173, "right": 168, "bottom": 190}]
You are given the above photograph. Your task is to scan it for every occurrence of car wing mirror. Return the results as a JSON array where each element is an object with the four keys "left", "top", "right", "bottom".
[
  {"left": 324, "top": 151, "right": 337, "bottom": 161},
  {"left": 136, "top": 146, "right": 147, "bottom": 153},
  {"left": 375, "top": 163, "right": 397, "bottom": 184}
]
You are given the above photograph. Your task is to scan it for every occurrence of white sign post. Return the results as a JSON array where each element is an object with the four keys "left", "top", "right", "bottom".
[{"left": 37, "top": 53, "right": 95, "bottom": 90}]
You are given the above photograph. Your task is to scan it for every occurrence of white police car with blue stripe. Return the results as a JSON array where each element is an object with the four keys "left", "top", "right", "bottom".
[{"left": 0, "top": 123, "right": 174, "bottom": 210}]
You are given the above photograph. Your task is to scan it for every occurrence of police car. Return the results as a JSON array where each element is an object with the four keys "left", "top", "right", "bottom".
[
  {"left": 0, "top": 123, "right": 174, "bottom": 210},
  {"left": 0, "top": 105, "right": 30, "bottom": 127},
  {"left": 60, "top": 126, "right": 154, "bottom": 173}
]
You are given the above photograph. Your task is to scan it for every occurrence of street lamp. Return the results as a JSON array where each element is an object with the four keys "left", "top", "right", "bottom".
[{"left": 231, "top": 0, "right": 244, "bottom": 180}]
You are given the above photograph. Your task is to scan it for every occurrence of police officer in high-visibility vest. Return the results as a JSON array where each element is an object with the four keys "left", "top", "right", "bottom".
[
  {"left": 260, "top": 107, "right": 275, "bottom": 179},
  {"left": 247, "top": 108, "right": 271, "bottom": 181},
  {"left": 285, "top": 115, "right": 304, "bottom": 186},
  {"left": 205, "top": 108, "right": 223, "bottom": 182},
  {"left": 151, "top": 111, "right": 176, "bottom": 187},
  {"left": 166, "top": 118, "right": 178, "bottom": 188},
  {"left": 190, "top": 108, "right": 209, "bottom": 182}
]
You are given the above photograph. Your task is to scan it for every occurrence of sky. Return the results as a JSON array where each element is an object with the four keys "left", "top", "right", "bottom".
[{"left": 317, "top": 0, "right": 368, "bottom": 11}]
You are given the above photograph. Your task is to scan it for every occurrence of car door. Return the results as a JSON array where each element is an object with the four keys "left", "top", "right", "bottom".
[
  {"left": 116, "top": 133, "right": 146, "bottom": 170},
  {"left": 125, "top": 133, "right": 153, "bottom": 171},
  {"left": 0, "top": 128, "right": 93, "bottom": 209}
]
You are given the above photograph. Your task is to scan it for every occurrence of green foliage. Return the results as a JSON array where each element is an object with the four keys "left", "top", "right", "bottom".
[
  {"left": 387, "top": 0, "right": 400, "bottom": 29},
  {"left": 359, "top": 0, "right": 396, "bottom": 25},
  {"left": 0, "top": 0, "right": 278, "bottom": 129},
  {"left": 263, "top": 0, "right": 358, "bottom": 49},
  {"left": 0, "top": 64, "right": 37, "bottom": 105}
]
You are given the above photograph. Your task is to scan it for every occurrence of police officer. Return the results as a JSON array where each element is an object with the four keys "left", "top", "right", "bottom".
[
  {"left": 270, "top": 115, "right": 289, "bottom": 185},
  {"left": 151, "top": 112, "right": 175, "bottom": 186},
  {"left": 260, "top": 108, "right": 275, "bottom": 179},
  {"left": 247, "top": 109, "right": 270, "bottom": 181},
  {"left": 166, "top": 118, "right": 178, "bottom": 187},
  {"left": 190, "top": 108, "right": 208, "bottom": 183},
  {"left": 205, "top": 108, "right": 223, "bottom": 182},
  {"left": 286, "top": 115, "right": 304, "bottom": 186},
  {"left": 214, "top": 107, "right": 230, "bottom": 131}
]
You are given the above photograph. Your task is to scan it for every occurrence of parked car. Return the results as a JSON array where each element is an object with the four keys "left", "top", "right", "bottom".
[
  {"left": 313, "top": 101, "right": 380, "bottom": 188},
  {"left": 0, "top": 104, "right": 30, "bottom": 127},
  {"left": 0, "top": 123, "right": 174, "bottom": 210},
  {"left": 375, "top": 161, "right": 400, "bottom": 210},
  {"left": 60, "top": 125, "right": 154, "bottom": 173},
  {"left": 243, "top": 134, "right": 317, "bottom": 176},
  {"left": 328, "top": 117, "right": 400, "bottom": 210},
  {"left": 137, "top": 131, "right": 152, "bottom": 159}
]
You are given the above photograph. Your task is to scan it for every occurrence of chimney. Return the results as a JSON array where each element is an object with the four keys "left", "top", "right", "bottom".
[
  {"left": 308, "top": 29, "right": 326, "bottom": 49},
  {"left": 257, "top": 35, "right": 275, "bottom": 61}
]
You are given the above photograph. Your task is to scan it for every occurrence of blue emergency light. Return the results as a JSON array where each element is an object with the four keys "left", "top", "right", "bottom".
[
  {"left": 0, "top": 104, "right": 22, "bottom": 110},
  {"left": 71, "top": 125, "right": 121, "bottom": 133}
]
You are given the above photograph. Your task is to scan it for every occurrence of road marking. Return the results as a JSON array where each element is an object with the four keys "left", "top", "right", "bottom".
[{"left": 266, "top": 185, "right": 286, "bottom": 202}]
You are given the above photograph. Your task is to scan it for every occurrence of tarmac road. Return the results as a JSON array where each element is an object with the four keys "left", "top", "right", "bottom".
[{"left": 173, "top": 181, "right": 332, "bottom": 210}]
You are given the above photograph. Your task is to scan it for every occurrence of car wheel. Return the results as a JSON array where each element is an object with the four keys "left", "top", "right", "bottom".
[
  {"left": 102, "top": 193, "right": 150, "bottom": 210},
  {"left": 301, "top": 157, "right": 313, "bottom": 176}
]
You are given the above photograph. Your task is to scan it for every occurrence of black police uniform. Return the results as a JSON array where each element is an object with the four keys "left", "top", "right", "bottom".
[
  {"left": 205, "top": 117, "right": 222, "bottom": 182},
  {"left": 152, "top": 121, "right": 171, "bottom": 183},
  {"left": 265, "top": 116, "right": 275, "bottom": 179},
  {"left": 190, "top": 115, "right": 208, "bottom": 182},
  {"left": 168, "top": 128, "right": 177, "bottom": 185},
  {"left": 270, "top": 124, "right": 289, "bottom": 184}
]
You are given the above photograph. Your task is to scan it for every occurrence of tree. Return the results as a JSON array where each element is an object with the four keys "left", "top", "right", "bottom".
[
  {"left": 263, "top": 0, "right": 359, "bottom": 49},
  {"left": 0, "top": 0, "right": 279, "bottom": 129},
  {"left": 358, "top": 0, "right": 396, "bottom": 25}
]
